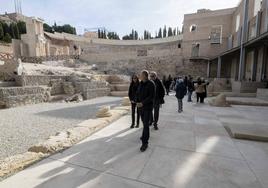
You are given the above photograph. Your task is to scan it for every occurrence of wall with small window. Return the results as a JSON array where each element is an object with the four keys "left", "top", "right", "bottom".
[{"left": 210, "top": 25, "right": 222, "bottom": 44}]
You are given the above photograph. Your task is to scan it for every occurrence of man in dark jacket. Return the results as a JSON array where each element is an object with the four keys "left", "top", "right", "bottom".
[
  {"left": 149, "top": 72, "right": 165, "bottom": 130},
  {"left": 175, "top": 78, "right": 187, "bottom": 113},
  {"left": 187, "top": 76, "right": 195, "bottom": 102},
  {"left": 136, "top": 70, "right": 156, "bottom": 152}
]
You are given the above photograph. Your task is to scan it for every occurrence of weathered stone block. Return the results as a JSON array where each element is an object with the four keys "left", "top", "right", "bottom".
[{"left": 0, "top": 86, "right": 51, "bottom": 108}]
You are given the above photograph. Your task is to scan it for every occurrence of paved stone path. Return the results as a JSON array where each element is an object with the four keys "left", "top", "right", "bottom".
[
  {"left": 0, "top": 97, "right": 121, "bottom": 160},
  {"left": 1, "top": 95, "right": 268, "bottom": 188}
]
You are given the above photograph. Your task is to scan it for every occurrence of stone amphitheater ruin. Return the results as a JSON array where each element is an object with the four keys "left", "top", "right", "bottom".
[{"left": 0, "top": 15, "right": 191, "bottom": 109}]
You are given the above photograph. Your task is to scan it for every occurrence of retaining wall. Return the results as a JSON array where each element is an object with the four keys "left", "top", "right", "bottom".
[{"left": 0, "top": 86, "right": 50, "bottom": 108}]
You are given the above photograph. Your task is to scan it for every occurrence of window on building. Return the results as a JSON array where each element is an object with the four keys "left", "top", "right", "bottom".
[
  {"left": 191, "top": 43, "right": 200, "bottom": 57},
  {"left": 210, "top": 25, "right": 222, "bottom": 44},
  {"left": 236, "top": 14, "right": 240, "bottom": 32},
  {"left": 190, "top": 24, "right": 197, "bottom": 32},
  {"left": 178, "top": 43, "right": 181, "bottom": 48},
  {"left": 137, "top": 50, "right": 147, "bottom": 57},
  {"left": 250, "top": 24, "right": 257, "bottom": 38},
  {"left": 254, "top": 0, "right": 263, "bottom": 16}
]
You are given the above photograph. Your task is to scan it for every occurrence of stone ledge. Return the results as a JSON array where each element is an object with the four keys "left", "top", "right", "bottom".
[
  {"left": 28, "top": 106, "right": 130, "bottom": 154},
  {"left": 0, "top": 152, "right": 47, "bottom": 179},
  {"left": 224, "top": 124, "right": 268, "bottom": 142},
  {"left": 0, "top": 105, "right": 130, "bottom": 180},
  {"left": 110, "top": 91, "right": 128, "bottom": 97}
]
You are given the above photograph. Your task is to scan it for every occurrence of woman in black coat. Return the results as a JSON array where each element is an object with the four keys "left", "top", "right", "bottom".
[{"left": 128, "top": 74, "right": 140, "bottom": 128}]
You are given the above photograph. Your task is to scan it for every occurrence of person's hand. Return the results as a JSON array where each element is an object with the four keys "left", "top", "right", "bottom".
[
  {"left": 131, "top": 101, "right": 135, "bottom": 103},
  {"left": 137, "top": 103, "right": 143, "bottom": 108}
]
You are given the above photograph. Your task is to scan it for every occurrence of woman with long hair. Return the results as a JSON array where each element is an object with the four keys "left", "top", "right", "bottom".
[{"left": 128, "top": 74, "right": 140, "bottom": 128}]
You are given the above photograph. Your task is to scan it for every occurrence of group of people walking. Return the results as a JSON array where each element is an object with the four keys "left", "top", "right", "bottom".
[
  {"left": 128, "top": 70, "right": 165, "bottom": 152},
  {"left": 128, "top": 71, "right": 209, "bottom": 152},
  {"left": 174, "top": 76, "right": 209, "bottom": 112}
]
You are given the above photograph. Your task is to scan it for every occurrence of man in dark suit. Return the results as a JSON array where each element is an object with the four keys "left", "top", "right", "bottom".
[
  {"left": 136, "top": 70, "right": 156, "bottom": 152},
  {"left": 149, "top": 72, "right": 165, "bottom": 130}
]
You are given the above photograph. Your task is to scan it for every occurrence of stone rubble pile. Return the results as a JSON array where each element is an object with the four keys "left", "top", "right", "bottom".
[
  {"left": 96, "top": 106, "right": 112, "bottom": 118},
  {"left": 209, "top": 93, "right": 230, "bottom": 107}
]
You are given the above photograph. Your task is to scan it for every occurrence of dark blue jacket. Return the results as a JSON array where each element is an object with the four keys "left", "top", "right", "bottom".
[{"left": 175, "top": 82, "right": 187, "bottom": 99}]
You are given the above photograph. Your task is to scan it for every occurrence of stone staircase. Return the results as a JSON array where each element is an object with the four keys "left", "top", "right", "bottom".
[{"left": 107, "top": 75, "right": 130, "bottom": 97}]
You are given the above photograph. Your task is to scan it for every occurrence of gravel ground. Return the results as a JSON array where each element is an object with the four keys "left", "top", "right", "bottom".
[{"left": 0, "top": 97, "right": 122, "bottom": 160}]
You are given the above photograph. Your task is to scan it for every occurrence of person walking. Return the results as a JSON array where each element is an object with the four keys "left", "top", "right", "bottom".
[
  {"left": 136, "top": 70, "right": 156, "bottom": 152},
  {"left": 162, "top": 75, "right": 167, "bottom": 90},
  {"left": 128, "top": 74, "right": 140, "bottom": 128},
  {"left": 195, "top": 78, "right": 206, "bottom": 103},
  {"left": 175, "top": 78, "right": 187, "bottom": 113},
  {"left": 187, "top": 76, "right": 195, "bottom": 102},
  {"left": 163, "top": 75, "right": 170, "bottom": 95},
  {"left": 201, "top": 77, "right": 209, "bottom": 100},
  {"left": 149, "top": 72, "right": 165, "bottom": 130},
  {"left": 166, "top": 75, "right": 173, "bottom": 95}
]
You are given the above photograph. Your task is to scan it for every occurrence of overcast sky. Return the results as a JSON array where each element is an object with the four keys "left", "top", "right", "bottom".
[{"left": 0, "top": 0, "right": 240, "bottom": 37}]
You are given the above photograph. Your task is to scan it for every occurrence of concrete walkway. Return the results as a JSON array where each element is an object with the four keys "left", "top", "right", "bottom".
[{"left": 1, "top": 95, "right": 268, "bottom": 188}]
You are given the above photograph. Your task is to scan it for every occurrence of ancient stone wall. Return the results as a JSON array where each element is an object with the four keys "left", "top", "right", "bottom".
[
  {"left": 15, "top": 75, "right": 69, "bottom": 87},
  {"left": 232, "top": 81, "right": 267, "bottom": 93},
  {"left": 20, "top": 55, "right": 79, "bottom": 64},
  {"left": 257, "top": 89, "right": 268, "bottom": 101},
  {"left": 0, "top": 43, "right": 13, "bottom": 55},
  {"left": 69, "top": 38, "right": 208, "bottom": 78},
  {"left": 14, "top": 75, "right": 111, "bottom": 100},
  {"left": 0, "top": 86, "right": 50, "bottom": 108},
  {"left": 74, "top": 81, "right": 110, "bottom": 100}
]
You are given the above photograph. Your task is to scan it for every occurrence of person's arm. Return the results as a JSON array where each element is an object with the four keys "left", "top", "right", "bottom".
[
  {"left": 128, "top": 84, "right": 132, "bottom": 100},
  {"left": 160, "top": 80, "right": 165, "bottom": 99},
  {"left": 134, "top": 83, "right": 140, "bottom": 102}
]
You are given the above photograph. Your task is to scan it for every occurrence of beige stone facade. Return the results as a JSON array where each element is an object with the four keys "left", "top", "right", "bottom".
[
  {"left": 12, "top": 17, "right": 73, "bottom": 58},
  {"left": 209, "top": 0, "right": 268, "bottom": 93},
  {"left": 84, "top": 31, "right": 98, "bottom": 39},
  {"left": 181, "top": 0, "right": 268, "bottom": 93},
  {"left": 13, "top": 17, "right": 47, "bottom": 57}
]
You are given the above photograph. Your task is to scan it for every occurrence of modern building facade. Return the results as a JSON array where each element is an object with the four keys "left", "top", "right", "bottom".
[{"left": 183, "top": 0, "right": 268, "bottom": 92}]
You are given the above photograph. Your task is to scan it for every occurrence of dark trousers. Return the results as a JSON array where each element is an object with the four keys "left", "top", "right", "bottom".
[
  {"left": 150, "top": 100, "right": 160, "bottom": 127},
  {"left": 131, "top": 103, "right": 140, "bottom": 125},
  {"left": 177, "top": 98, "right": 183, "bottom": 112},
  {"left": 141, "top": 109, "right": 151, "bottom": 145},
  {"left": 196, "top": 93, "right": 205, "bottom": 103},
  {"left": 187, "top": 91, "right": 193, "bottom": 102},
  {"left": 165, "top": 86, "right": 170, "bottom": 95}
]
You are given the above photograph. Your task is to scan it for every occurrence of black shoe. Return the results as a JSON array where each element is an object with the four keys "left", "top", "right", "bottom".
[
  {"left": 140, "top": 144, "right": 148, "bottom": 152},
  {"left": 135, "top": 125, "right": 139, "bottom": 128},
  {"left": 130, "top": 125, "right": 134, "bottom": 129},
  {"left": 154, "top": 126, "right": 159, "bottom": 130}
]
